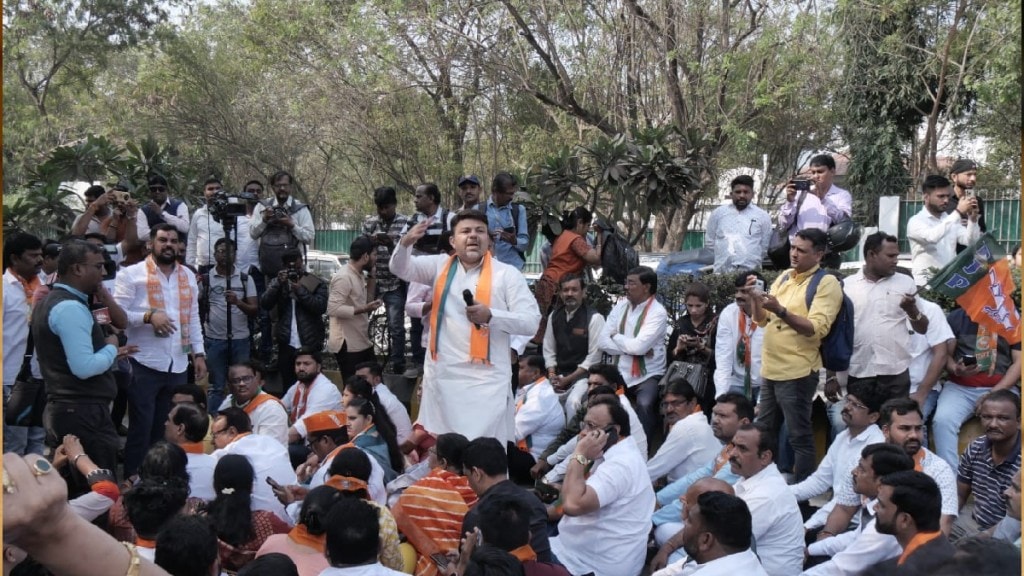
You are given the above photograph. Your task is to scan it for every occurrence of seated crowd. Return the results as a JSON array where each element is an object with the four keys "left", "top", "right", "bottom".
[{"left": 3, "top": 164, "right": 1020, "bottom": 576}]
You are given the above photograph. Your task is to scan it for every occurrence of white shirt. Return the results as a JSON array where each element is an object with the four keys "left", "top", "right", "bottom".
[
  {"left": 136, "top": 199, "right": 190, "bottom": 241},
  {"left": 3, "top": 269, "right": 39, "bottom": 387},
  {"left": 908, "top": 298, "right": 954, "bottom": 394},
  {"left": 233, "top": 214, "right": 259, "bottom": 273},
  {"left": 514, "top": 378, "right": 565, "bottom": 459},
  {"left": 544, "top": 397, "right": 648, "bottom": 483},
  {"left": 713, "top": 303, "right": 763, "bottom": 397},
  {"left": 219, "top": 394, "right": 290, "bottom": 446},
  {"left": 907, "top": 206, "right": 981, "bottom": 286},
  {"left": 185, "top": 205, "right": 224, "bottom": 267},
  {"left": 542, "top": 306, "right": 606, "bottom": 375},
  {"left": 733, "top": 464, "right": 805, "bottom": 576},
  {"left": 113, "top": 260, "right": 205, "bottom": 373},
  {"left": 186, "top": 451, "right": 217, "bottom": 501},
  {"left": 283, "top": 374, "right": 344, "bottom": 438},
  {"left": 318, "top": 563, "right": 406, "bottom": 576},
  {"left": 835, "top": 446, "right": 959, "bottom": 518},
  {"left": 212, "top": 433, "right": 298, "bottom": 524},
  {"left": 374, "top": 383, "right": 413, "bottom": 446},
  {"left": 704, "top": 203, "right": 772, "bottom": 273},
  {"left": 802, "top": 499, "right": 902, "bottom": 576},
  {"left": 844, "top": 271, "right": 921, "bottom": 377},
  {"left": 552, "top": 437, "right": 655, "bottom": 576},
  {"left": 599, "top": 296, "right": 669, "bottom": 388},
  {"left": 789, "top": 425, "right": 885, "bottom": 529},
  {"left": 653, "top": 549, "right": 769, "bottom": 576},
  {"left": 647, "top": 411, "right": 720, "bottom": 483},
  {"left": 389, "top": 245, "right": 541, "bottom": 446}
]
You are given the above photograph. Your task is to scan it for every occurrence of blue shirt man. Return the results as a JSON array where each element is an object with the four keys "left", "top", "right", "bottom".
[{"left": 486, "top": 172, "right": 529, "bottom": 270}]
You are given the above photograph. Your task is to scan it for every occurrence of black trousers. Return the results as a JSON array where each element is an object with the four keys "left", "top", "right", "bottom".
[
  {"left": 336, "top": 342, "right": 378, "bottom": 382},
  {"left": 44, "top": 399, "right": 119, "bottom": 497},
  {"left": 847, "top": 370, "right": 911, "bottom": 404}
]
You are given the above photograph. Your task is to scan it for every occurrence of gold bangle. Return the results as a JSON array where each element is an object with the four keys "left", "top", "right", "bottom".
[{"left": 122, "top": 542, "right": 141, "bottom": 576}]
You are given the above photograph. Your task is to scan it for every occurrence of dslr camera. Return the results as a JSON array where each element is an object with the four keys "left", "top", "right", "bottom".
[
  {"left": 271, "top": 205, "right": 291, "bottom": 220},
  {"left": 287, "top": 269, "right": 302, "bottom": 283}
]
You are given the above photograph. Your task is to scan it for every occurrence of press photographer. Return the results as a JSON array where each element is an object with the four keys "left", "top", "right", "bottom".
[
  {"left": 258, "top": 248, "right": 327, "bottom": 389},
  {"left": 249, "top": 171, "right": 315, "bottom": 279},
  {"left": 187, "top": 178, "right": 258, "bottom": 274}
]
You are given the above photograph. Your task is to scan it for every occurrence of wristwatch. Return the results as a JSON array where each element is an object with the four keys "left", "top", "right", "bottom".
[{"left": 572, "top": 454, "right": 591, "bottom": 467}]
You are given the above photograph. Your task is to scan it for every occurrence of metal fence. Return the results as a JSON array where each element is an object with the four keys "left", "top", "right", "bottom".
[{"left": 897, "top": 198, "right": 1021, "bottom": 254}]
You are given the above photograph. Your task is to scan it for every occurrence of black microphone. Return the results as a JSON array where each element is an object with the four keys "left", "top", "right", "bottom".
[{"left": 463, "top": 289, "right": 483, "bottom": 329}]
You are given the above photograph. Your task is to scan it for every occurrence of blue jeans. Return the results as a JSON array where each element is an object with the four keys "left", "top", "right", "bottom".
[
  {"left": 2, "top": 386, "right": 45, "bottom": 455},
  {"left": 933, "top": 382, "right": 1018, "bottom": 470},
  {"left": 205, "top": 337, "right": 252, "bottom": 414},
  {"left": 125, "top": 360, "right": 187, "bottom": 478},
  {"left": 827, "top": 400, "right": 846, "bottom": 444},
  {"left": 757, "top": 371, "right": 819, "bottom": 482},
  {"left": 379, "top": 285, "right": 407, "bottom": 371},
  {"left": 920, "top": 388, "right": 940, "bottom": 448}
]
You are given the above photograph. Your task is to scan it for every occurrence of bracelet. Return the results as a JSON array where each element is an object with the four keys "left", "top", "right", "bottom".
[
  {"left": 122, "top": 542, "right": 142, "bottom": 576},
  {"left": 72, "top": 453, "right": 87, "bottom": 467}
]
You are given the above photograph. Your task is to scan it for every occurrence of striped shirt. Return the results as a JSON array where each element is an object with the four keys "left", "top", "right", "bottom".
[
  {"left": 401, "top": 207, "right": 455, "bottom": 256},
  {"left": 958, "top": 434, "right": 1022, "bottom": 530},
  {"left": 362, "top": 213, "right": 410, "bottom": 293}
]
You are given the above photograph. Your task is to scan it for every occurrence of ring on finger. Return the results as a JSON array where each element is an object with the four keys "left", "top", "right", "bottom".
[
  {"left": 2, "top": 468, "right": 16, "bottom": 493},
  {"left": 30, "top": 458, "right": 53, "bottom": 477}
]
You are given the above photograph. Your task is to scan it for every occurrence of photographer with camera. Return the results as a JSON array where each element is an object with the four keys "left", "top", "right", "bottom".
[
  {"left": 250, "top": 171, "right": 315, "bottom": 279},
  {"left": 778, "top": 176, "right": 830, "bottom": 244},
  {"left": 186, "top": 177, "right": 230, "bottom": 274},
  {"left": 259, "top": 249, "right": 328, "bottom": 388},
  {"left": 200, "top": 238, "right": 258, "bottom": 414}
]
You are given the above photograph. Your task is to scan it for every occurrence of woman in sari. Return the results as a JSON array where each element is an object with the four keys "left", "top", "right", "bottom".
[{"left": 345, "top": 397, "right": 404, "bottom": 483}]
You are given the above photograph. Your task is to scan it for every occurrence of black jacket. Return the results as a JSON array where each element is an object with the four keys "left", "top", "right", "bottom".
[{"left": 260, "top": 273, "right": 328, "bottom": 348}]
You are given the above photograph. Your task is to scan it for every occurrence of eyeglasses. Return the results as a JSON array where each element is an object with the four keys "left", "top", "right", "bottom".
[
  {"left": 228, "top": 375, "right": 255, "bottom": 385},
  {"left": 581, "top": 420, "right": 609, "bottom": 431},
  {"left": 844, "top": 396, "right": 868, "bottom": 411},
  {"left": 661, "top": 399, "right": 687, "bottom": 409},
  {"left": 211, "top": 428, "right": 230, "bottom": 437}
]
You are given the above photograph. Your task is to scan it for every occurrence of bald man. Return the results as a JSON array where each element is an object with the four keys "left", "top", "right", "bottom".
[{"left": 651, "top": 477, "right": 736, "bottom": 570}]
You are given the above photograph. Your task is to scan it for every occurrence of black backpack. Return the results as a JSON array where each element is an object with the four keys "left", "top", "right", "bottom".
[
  {"left": 779, "top": 268, "right": 855, "bottom": 372},
  {"left": 600, "top": 230, "right": 639, "bottom": 285}
]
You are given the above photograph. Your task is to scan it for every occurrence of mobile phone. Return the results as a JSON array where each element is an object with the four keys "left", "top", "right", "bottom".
[
  {"left": 265, "top": 476, "right": 283, "bottom": 490},
  {"left": 753, "top": 279, "right": 765, "bottom": 293},
  {"left": 429, "top": 553, "right": 450, "bottom": 570},
  {"left": 602, "top": 425, "right": 619, "bottom": 452},
  {"left": 793, "top": 179, "right": 812, "bottom": 192},
  {"left": 961, "top": 355, "right": 978, "bottom": 367}
]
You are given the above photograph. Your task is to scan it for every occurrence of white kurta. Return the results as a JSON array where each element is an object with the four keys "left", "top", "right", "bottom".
[{"left": 390, "top": 244, "right": 540, "bottom": 445}]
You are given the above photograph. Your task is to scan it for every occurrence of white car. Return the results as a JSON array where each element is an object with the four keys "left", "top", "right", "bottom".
[{"left": 306, "top": 250, "right": 348, "bottom": 281}]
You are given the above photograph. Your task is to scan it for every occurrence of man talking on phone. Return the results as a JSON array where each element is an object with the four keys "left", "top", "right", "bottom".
[{"left": 550, "top": 395, "right": 654, "bottom": 576}]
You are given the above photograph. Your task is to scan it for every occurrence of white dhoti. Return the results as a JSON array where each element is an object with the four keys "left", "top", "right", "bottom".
[{"left": 391, "top": 244, "right": 540, "bottom": 446}]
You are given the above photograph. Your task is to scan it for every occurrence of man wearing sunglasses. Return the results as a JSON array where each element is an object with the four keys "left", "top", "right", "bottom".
[{"left": 136, "top": 174, "right": 191, "bottom": 247}]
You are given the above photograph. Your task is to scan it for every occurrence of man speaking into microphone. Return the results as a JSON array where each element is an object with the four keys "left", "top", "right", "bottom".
[{"left": 391, "top": 208, "right": 540, "bottom": 445}]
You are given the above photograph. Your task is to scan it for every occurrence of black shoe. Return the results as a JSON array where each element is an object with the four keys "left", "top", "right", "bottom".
[{"left": 116, "top": 424, "right": 129, "bottom": 437}]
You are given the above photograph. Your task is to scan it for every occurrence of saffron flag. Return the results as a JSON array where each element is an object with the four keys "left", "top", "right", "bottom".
[{"left": 925, "top": 234, "right": 1021, "bottom": 344}]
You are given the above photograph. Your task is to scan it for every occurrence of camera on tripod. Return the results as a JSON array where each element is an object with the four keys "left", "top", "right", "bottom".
[{"left": 208, "top": 188, "right": 259, "bottom": 223}]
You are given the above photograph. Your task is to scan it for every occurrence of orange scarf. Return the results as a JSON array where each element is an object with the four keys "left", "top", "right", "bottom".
[
  {"left": 429, "top": 253, "right": 493, "bottom": 364},
  {"left": 227, "top": 432, "right": 251, "bottom": 446},
  {"left": 9, "top": 268, "right": 41, "bottom": 321},
  {"left": 711, "top": 444, "right": 731, "bottom": 475},
  {"left": 240, "top": 392, "right": 285, "bottom": 415},
  {"left": 619, "top": 296, "right": 656, "bottom": 377},
  {"left": 897, "top": 531, "right": 942, "bottom": 565},
  {"left": 289, "top": 380, "right": 317, "bottom": 423},
  {"left": 180, "top": 442, "right": 205, "bottom": 454},
  {"left": 510, "top": 544, "right": 537, "bottom": 563},
  {"left": 144, "top": 256, "right": 192, "bottom": 353},
  {"left": 913, "top": 449, "right": 926, "bottom": 472},
  {"left": 287, "top": 524, "right": 325, "bottom": 553},
  {"left": 135, "top": 537, "right": 156, "bottom": 549}
]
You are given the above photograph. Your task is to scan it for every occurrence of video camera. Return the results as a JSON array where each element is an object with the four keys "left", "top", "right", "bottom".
[{"left": 208, "top": 188, "right": 259, "bottom": 223}]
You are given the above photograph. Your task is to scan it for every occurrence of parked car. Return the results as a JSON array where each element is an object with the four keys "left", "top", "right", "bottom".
[{"left": 306, "top": 249, "right": 348, "bottom": 282}]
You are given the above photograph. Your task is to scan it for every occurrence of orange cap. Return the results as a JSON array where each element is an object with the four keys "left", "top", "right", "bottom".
[{"left": 303, "top": 410, "right": 347, "bottom": 434}]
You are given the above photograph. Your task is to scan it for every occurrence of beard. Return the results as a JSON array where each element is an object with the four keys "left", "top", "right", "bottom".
[
  {"left": 155, "top": 248, "right": 178, "bottom": 265},
  {"left": 296, "top": 370, "right": 319, "bottom": 384}
]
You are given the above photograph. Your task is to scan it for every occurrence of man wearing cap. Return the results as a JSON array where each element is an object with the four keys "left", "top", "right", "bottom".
[
  {"left": 220, "top": 360, "right": 288, "bottom": 446},
  {"left": 458, "top": 175, "right": 483, "bottom": 212},
  {"left": 486, "top": 172, "right": 530, "bottom": 270},
  {"left": 136, "top": 175, "right": 190, "bottom": 245},
  {"left": 945, "top": 158, "right": 986, "bottom": 253}
]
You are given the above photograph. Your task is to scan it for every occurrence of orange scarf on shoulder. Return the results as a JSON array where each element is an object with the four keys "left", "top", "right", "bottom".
[
  {"left": 241, "top": 392, "right": 285, "bottom": 415},
  {"left": 429, "top": 253, "right": 493, "bottom": 364},
  {"left": 144, "top": 256, "right": 193, "bottom": 353}
]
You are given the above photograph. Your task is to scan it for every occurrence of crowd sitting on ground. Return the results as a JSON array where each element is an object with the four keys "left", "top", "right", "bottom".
[{"left": 3, "top": 158, "right": 1020, "bottom": 576}]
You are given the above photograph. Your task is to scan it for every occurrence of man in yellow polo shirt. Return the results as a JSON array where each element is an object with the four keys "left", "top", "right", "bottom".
[{"left": 749, "top": 228, "right": 842, "bottom": 482}]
